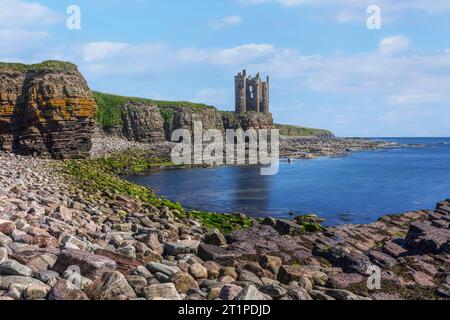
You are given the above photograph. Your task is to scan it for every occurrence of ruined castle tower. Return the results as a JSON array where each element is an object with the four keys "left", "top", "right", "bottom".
[{"left": 235, "top": 70, "right": 269, "bottom": 114}]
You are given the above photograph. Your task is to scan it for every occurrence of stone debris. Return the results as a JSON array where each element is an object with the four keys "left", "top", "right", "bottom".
[{"left": 0, "top": 149, "right": 448, "bottom": 301}]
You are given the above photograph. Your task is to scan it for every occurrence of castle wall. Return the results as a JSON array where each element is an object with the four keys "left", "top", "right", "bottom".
[{"left": 235, "top": 70, "right": 269, "bottom": 114}]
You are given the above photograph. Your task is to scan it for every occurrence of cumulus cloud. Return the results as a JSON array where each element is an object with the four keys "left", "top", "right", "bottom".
[
  {"left": 0, "top": 0, "right": 61, "bottom": 27},
  {"left": 378, "top": 36, "right": 411, "bottom": 56},
  {"left": 238, "top": 0, "right": 450, "bottom": 25},
  {"left": 178, "top": 44, "right": 274, "bottom": 65},
  {"left": 71, "top": 39, "right": 450, "bottom": 112}
]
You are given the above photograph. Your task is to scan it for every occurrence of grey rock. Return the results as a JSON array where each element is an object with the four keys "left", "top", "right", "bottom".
[
  {"left": 84, "top": 271, "right": 137, "bottom": 300},
  {"left": 0, "top": 259, "right": 33, "bottom": 277},
  {"left": 143, "top": 283, "right": 181, "bottom": 300},
  {"left": 236, "top": 285, "right": 270, "bottom": 300},
  {"left": 198, "top": 244, "right": 235, "bottom": 267},
  {"left": 146, "top": 262, "right": 180, "bottom": 276},
  {"left": 24, "top": 282, "right": 51, "bottom": 300},
  {"left": 164, "top": 240, "right": 200, "bottom": 256},
  {"left": 219, "top": 284, "right": 243, "bottom": 300},
  {"left": 48, "top": 279, "right": 89, "bottom": 300},
  {"left": 204, "top": 229, "right": 227, "bottom": 246}
]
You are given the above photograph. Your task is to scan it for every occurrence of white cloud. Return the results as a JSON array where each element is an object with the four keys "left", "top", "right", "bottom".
[
  {"left": 71, "top": 40, "right": 450, "bottom": 111},
  {"left": 178, "top": 44, "right": 274, "bottom": 65},
  {"left": 0, "top": 0, "right": 61, "bottom": 28},
  {"left": 82, "top": 42, "right": 130, "bottom": 62},
  {"left": 238, "top": 0, "right": 450, "bottom": 25},
  {"left": 211, "top": 16, "right": 242, "bottom": 29},
  {"left": 386, "top": 93, "right": 444, "bottom": 105},
  {"left": 378, "top": 36, "right": 411, "bottom": 56}
]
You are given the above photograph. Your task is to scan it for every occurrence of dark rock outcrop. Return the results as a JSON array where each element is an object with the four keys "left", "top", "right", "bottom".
[
  {"left": 120, "top": 102, "right": 165, "bottom": 143},
  {"left": 0, "top": 61, "right": 96, "bottom": 159}
]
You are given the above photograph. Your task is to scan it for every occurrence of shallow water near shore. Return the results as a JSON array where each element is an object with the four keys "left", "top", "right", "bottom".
[{"left": 126, "top": 138, "right": 450, "bottom": 226}]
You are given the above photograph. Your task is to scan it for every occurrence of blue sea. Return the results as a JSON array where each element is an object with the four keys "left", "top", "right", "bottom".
[{"left": 126, "top": 138, "right": 450, "bottom": 226}]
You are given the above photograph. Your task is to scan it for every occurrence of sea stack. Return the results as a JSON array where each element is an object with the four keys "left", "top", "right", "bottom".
[{"left": 0, "top": 61, "right": 97, "bottom": 159}]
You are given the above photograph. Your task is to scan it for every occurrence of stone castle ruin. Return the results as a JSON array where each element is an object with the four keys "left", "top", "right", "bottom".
[{"left": 235, "top": 69, "right": 270, "bottom": 114}]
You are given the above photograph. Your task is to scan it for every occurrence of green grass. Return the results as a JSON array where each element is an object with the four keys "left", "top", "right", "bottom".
[
  {"left": 275, "top": 123, "right": 334, "bottom": 137},
  {"left": 60, "top": 150, "right": 253, "bottom": 234},
  {"left": 0, "top": 60, "right": 77, "bottom": 72},
  {"left": 93, "top": 91, "right": 216, "bottom": 129}
]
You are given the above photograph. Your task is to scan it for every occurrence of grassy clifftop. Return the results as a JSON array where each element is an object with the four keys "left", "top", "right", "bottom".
[
  {"left": 275, "top": 123, "right": 334, "bottom": 137},
  {"left": 94, "top": 91, "right": 215, "bottom": 128},
  {"left": 0, "top": 60, "right": 77, "bottom": 72}
]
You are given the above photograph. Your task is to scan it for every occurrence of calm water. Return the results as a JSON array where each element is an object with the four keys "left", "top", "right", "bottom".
[{"left": 126, "top": 138, "right": 450, "bottom": 226}]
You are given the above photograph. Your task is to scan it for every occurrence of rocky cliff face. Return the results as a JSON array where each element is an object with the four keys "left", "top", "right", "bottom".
[
  {"left": 98, "top": 99, "right": 275, "bottom": 142},
  {"left": 222, "top": 112, "right": 274, "bottom": 131},
  {"left": 159, "top": 105, "right": 225, "bottom": 140},
  {"left": 0, "top": 61, "right": 96, "bottom": 159},
  {"left": 121, "top": 104, "right": 274, "bottom": 141},
  {"left": 120, "top": 102, "right": 166, "bottom": 143}
]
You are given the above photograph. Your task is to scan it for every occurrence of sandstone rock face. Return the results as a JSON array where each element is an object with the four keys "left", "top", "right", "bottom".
[
  {"left": 103, "top": 103, "right": 274, "bottom": 142},
  {"left": 0, "top": 61, "right": 96, "bottom": 159},
  {"left": 222, "top": 112, "right": 274, "bottom": 132},
  {"left": 120, "top": 102, "right": 166, "bottom": 143},
  {"left": 159, "top": 105, "right": 225, "bottom": 140}
]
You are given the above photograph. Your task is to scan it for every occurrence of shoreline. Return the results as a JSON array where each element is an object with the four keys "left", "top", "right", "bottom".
[{"left": 0, "top": 137, "right": 449, "bottom": 300}]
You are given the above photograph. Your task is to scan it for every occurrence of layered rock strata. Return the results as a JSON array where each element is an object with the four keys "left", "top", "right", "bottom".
[{"left": 0, "top": 61, "right": 96, "bottom": 159}]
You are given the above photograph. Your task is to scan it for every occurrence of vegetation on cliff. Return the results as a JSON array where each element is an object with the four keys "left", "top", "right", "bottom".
[
  {"left": 0, "top": 60, "right": 77, "bottom": 72},
  {"left": 275, "top": 123, "right": 334, "bottom": 137},
  {"left": 94, "top": 91, "right": 215, "bottom": 129}
]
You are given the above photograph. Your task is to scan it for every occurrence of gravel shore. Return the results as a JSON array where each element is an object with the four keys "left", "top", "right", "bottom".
[{"left": 0, "top": 138, "right": 448, "bottom": 301}]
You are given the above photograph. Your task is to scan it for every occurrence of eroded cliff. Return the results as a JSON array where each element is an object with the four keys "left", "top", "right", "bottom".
[
  {"left": 94, "top": 92, "right": 275, "bottom": 142},
  {"left": 0, "top": 61, "right": 96, "bottom": 159}
]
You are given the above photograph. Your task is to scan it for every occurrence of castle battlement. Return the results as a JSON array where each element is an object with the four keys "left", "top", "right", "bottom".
[{"left": 235, "top": 69, "right": 269, "bottom": 114}]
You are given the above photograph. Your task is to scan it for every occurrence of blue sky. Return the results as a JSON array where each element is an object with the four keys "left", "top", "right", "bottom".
[{"left": 1, "top": 0, "right": 450, "bottom": 136}]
